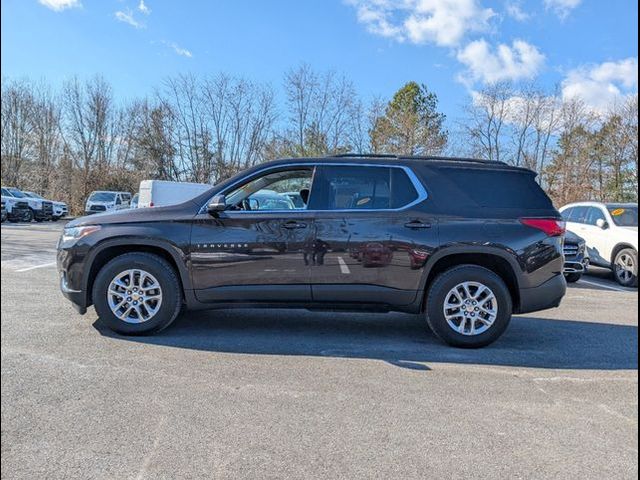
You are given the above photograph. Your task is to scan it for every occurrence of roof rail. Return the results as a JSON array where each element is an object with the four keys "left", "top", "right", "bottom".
[
  {"left": 329, "top": 153, "right": 398, "bottom": 159},
  {"left": 329, "top": 152, "right": 507, "bottom": 166}
]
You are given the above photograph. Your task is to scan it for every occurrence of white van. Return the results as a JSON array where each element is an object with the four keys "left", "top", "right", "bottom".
[
  {"left": 137, "top": 180, "right": 211, "bottom": 208},
  {"left": 85, "top": 191, "right": 131, "bottom": 215}
]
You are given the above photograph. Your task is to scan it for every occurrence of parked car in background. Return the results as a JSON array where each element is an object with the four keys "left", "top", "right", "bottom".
[
  {"left": 1, "top": 189, "right": 31, "bottom": 222},
  {"left": 85, "top": 191, "right": 131, "bottom": 215},
  {"left": 562, "top": 230, "right": 589, "bottom": 283},
  {"left": 245, "top": 189, "right": 297, "bottom": 210},
  {"left": 22, "top": 191, "right": 68, "bottom": 221},
  {"left": 1, "top": 186, "right": 52, "bottom": 222},
  {"left": 130, "top": 193, "right": 139, "bottom": 209},
  {"left": 57, "top": 154, "right": 567, "bottom": 348},
  {"left": 560, "top": 202, "right": 638, "bottom": 287},
  {"left": 284, "top": 191, "right": 307, "bottom": 209},
  {"left": 138, "top": 180, "right": 211, "bottom": 208}
]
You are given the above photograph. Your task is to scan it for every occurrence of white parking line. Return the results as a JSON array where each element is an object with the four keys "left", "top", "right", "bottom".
[
  {"left": 577, "top": 278, "right": 632, "bottom": 293},
  {"left": 337, "top": 256, "right": 351, "bottom": 275},
  {"left": 15, "top": 262, "right": 57, "bottom": 273}
]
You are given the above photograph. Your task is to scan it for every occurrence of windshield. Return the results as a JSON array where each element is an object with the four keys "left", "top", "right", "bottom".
[
  {"left": 89, "top": 192, "right": 117, "bottom": 202},
  {"left": 607, "top": 206, "right": 638, "bottom": 227},
  {"left": 25, "top": 192, "right": 44, "bottom": 199},
  {"left": 6, "top": 188, "right": 25, "bottom": 198}
]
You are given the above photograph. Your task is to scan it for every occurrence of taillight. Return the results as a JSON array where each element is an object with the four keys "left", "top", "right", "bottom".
[
  {"left": 520, "top": 218, "right": 566, "bottom": 237},
  {"left": 149, "top": 202, "right": 154, "bottom": 207}
]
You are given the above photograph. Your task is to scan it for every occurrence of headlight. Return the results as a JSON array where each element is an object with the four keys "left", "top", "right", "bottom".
[{"left": 59, "top": 225, "right": 101, "bottom": 248}]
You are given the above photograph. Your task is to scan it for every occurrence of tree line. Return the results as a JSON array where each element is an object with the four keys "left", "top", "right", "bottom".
[{"left": 1, "top": 66, "right": 637, "bottom": 214}]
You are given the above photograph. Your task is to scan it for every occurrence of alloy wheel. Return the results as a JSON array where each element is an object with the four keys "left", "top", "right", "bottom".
[
  {"left": 107, "top": 269, "right": 163, "bottom": 323},
  {"left": 443, "top": 281, "right": 498, "bottom": 336},
  {"left": 615, "top": 253, "right": 636, "bottom": 284}
]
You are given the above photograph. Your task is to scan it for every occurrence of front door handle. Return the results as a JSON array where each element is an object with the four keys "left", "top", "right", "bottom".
[
  {"left": 282, "top": 221, "right": 307, "bottom": 229},
  {"left": 404, "top": 220, "right": 432, "bottom": 229}
]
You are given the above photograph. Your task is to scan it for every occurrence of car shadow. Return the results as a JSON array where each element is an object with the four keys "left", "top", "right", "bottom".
[{"left": 93, "top": 309, "right": 638, "bottom": 371}]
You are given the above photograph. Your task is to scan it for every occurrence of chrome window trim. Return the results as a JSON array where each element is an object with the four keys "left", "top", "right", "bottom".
[{"left": 200, "top": 162, "right": 428, "bottom": 214}]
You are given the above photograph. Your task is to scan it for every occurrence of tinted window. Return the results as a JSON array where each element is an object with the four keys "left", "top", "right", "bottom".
[
  {"left": 561, "top": 207, "right": 574, "bottom": 221},
  {"left": 89, "top": 192, "right": 116, "bottom": 202},
  {"left": 310, "top": 166, "right": 418, "bottom": 211},
  {"left": 585, "top": 207, "right": 606, "bottom": 226},
  {"left": 436, "top": 168, "right": 552, "bottom": 209},
  {"left": 568, "top": 206, "right": 589, "bottom": 223}
]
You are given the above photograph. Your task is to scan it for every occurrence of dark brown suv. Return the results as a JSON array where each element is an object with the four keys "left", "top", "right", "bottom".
[{"left": 58, "top": 155, "right": 567, "bottom": 348}]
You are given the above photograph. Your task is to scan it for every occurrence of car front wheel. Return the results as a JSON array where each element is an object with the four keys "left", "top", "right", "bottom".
[
  {"left": 92, "top": 253, "right": 183, "bottom": 335},
  {"left": 613, "top": 248, "right": 638, "bottom": 288},
  {"left": 564, "top": 272, "right": 582, "bottom": 283},
  {"left": 425, "top": 265, "right": 513, "bottom": 348}
]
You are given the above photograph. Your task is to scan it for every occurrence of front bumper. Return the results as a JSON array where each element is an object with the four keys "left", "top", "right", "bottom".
[
  {"left": 517, "top": 274, "right": 567, "bottom": 314},
  {"left": 53, "top": 205, "right": 68, "bottom": 218},
  {"left": 563, "top": 257, "right": 589, "bottom": 274},
  {"left": 57, "top": 248, "right": 89, "bottom": 315},
  {"left": 60, "top": 272, "right": 87, "bottom": 314}
]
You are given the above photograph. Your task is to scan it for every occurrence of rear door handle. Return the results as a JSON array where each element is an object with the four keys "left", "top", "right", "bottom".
[
  {"left": 404, "top": 220, "right": 432, "bottom": 229},
  {"left": 282, "top": 221, "right": 307, "bottom": 229}
]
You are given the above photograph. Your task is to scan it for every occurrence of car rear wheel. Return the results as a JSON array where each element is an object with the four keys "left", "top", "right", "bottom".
[
  {"left": 613, "top": 248, "right": 638, "bottom": 288},
  {"left": 564, "top": 272, "right": 582, "bottom": 283},
  {"left": 93, "top": 253, "right": 183, "bottom": 335},
  {"left": 425, "top": 265, "right": 513, "bottom": 348}
]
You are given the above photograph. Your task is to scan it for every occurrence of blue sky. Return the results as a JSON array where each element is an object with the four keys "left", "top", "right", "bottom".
[{"left": 1, "top": 0, "right": 638, "bottom": 120}]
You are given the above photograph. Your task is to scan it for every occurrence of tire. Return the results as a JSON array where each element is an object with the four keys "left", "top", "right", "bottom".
[
  {"left": 612, "top": 248, "right": 638, "bottom": 288},
  {"left": 564, "top": 272, "right": 582, "bottom": 283},
  {"left": 425, "top": 265, "right": 513, "bottom": 348},
  {"left": 23, "top": 209, "right": 34, "bottom": 223},
  {"left": 92, "top": 252, "right": 183, "bottom": 335}
]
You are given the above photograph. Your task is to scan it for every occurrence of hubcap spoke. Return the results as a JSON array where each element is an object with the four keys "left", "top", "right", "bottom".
[
  {"left": 107, "top": 269, "right": 163, "bottom": 324},
  {"left": 443, "top": 281, "right": 498, "bottom": 336}
]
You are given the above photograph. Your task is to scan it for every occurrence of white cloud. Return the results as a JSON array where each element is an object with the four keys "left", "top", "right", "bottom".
[
  {"left": 561, "top": 58, "right": 639, "bottom": 113},
  {"left": 347, "top": 0, "right": 495, "bottom": 47},
  {"left": 115, "top": 9, "right": 144, "bottom": 29},
  {"left": 138, "top": 0, "right": 151, "bottom": 15},
  {"left": 544, "top": 0, "right": 581, "bottom": 19},
  {"left": 457, "top": 39, "right": 545, "bottom": 84},
  {"left": 38, "top": 0, "right": 81, "bottom": 11},
  {"left": 164, "top": 41, "right": 193, "bottom": 58},
  {"left": 505, "top": 1, "right": 530, "bottom": 22}
]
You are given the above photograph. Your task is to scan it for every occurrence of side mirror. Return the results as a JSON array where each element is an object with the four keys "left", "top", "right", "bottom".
[
  {"left": 596, "top": 218, "right": 609, "bottom": 229},
  {"left": 207, "top": 194, "right": 227, "bottom": 215}
]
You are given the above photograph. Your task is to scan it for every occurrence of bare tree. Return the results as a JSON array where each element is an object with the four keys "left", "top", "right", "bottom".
[
  {"left": 461, "top": 82, "right": 513, "bottom": 162},
  {"left": 1, "top": 79, "right": 36, "bottom": 185},
  {"left": 283, "top": 65, "right": 360, "bottom": 156}
]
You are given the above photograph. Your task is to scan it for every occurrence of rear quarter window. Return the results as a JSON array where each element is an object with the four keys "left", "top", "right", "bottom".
[{"left": 436, "top": 168, "right": 553, "bottom": 209}]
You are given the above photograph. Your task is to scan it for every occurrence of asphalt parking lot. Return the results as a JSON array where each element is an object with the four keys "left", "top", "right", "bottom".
[{"left": 1, "top": 222, "right": 638, "bottom": 479}]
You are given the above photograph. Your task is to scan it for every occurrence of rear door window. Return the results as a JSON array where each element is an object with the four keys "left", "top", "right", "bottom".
[{"left": 309, "top": 166, "right": 419, "bottom": 211}]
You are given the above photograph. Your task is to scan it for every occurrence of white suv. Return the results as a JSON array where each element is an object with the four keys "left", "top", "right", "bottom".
[{"left": 560, "top": 202, "right": 638, "bottom": 287}]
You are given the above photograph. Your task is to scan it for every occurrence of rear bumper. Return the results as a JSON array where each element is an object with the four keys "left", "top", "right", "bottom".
[{"left": 517, "top": 274, "right": 567, "bottom": 314}]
